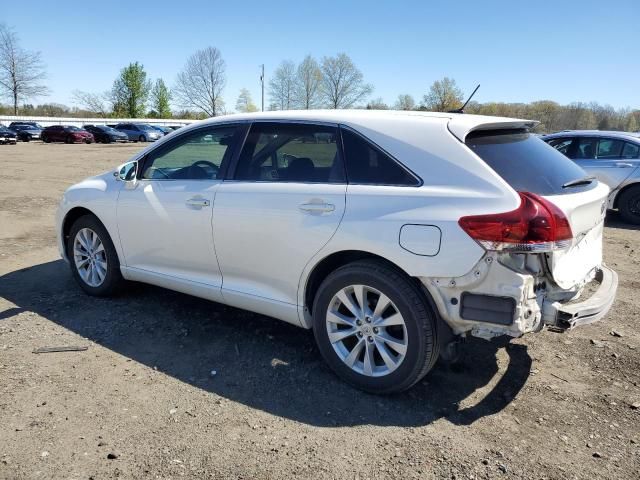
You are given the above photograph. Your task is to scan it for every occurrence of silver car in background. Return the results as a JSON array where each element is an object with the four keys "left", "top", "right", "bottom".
[{"left": 542, "top": 131, "right": 640, "bottom": 224}]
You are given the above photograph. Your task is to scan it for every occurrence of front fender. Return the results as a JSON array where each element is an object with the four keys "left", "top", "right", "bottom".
[{"left": 56, "top": 172, "right": 123, "bottom": 264}]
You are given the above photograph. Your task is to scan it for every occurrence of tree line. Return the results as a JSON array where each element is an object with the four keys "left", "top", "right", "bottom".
[{"left": 1, "top": 23, "right": 638, "bottom": 133}]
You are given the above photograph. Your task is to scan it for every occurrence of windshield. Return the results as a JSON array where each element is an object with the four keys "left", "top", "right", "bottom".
[
  {"left": 466, "top": 129, "right": 596, "bottom": 195},
  {"left": 98, "top": 126, "right": 118, "bottom": 133},
  {"left": 14, "top": 125, "right": 37, "bottom": 131},
  {"left": 139, "top": 124, "right": 156, "bottom": 132},
  {"left": 65, "top": 126, "right": 81, "bottom": 131}
]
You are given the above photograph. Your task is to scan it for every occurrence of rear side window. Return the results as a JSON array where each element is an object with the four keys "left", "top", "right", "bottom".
[
  {"left": 466, "top": 130, "right": 595, "bottom": 195},
  {"left": 234, "top": 123, "right": 344, "bottom": 183},
  {"left": 341, "top": 129, "right": 419, "bottom": 186},
  {"left": 622, "top": 142, "right": 640, "bottom": 158},
  {"left": 597, "top": 139, "right": 624, "bottom": 159}
]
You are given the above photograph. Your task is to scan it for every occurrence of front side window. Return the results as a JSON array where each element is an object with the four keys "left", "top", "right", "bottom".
[
  {"left": 341, "top": 128, "right": 419, "bottom": 186},
  {"left": 234, "top": 123, "right": 344, "bottom": 183},
  {"left": 596, "top": 139, "right": 624, "bottom": 159},
  {"left": 141, "top": 126, "right": 237, "bottom": 180}
]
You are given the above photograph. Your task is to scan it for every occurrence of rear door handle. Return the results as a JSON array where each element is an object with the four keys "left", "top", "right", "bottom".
[
  {"left": 299, "top": 202, "right": 335, "bottom": 214},
  {"left": 186, "top": 197, "right": 210, "bottom": 208},
  {"left": 615, "top": 162, "right": 633, "bottom": 168}
]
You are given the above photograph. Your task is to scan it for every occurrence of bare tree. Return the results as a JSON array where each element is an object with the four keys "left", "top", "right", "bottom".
[
  {"left": 174, "top": 47, "right": 226, "bottom": 117},
  {"left": 394, "top": 94, "right": 416, "bottom": 111},
  {"left": 269, "top": 60, "right": 296, "bottom": 110},
  {"left": 421, "top": 77, "right": 463, "bottom": 112},
  {"left": 72, "top": 90, "right": 111, "bottom": 117},
  {"left": 320, "top": 53, "right": 372, "bottom": 109},
  {"left": 295, "top": 55, "right": 322, "bottom": 109},
  {"left": 0, "top": 24, "right": 49, "bottom": 114}
]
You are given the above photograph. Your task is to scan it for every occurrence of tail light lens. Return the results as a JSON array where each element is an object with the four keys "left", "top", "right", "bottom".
[{"left": 458, "top": 192, "right": 573, "bottom": 252}]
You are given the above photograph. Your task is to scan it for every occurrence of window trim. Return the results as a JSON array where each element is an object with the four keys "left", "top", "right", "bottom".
[
  {"left": 225, "top": 120, "right": 347, "bottom": 184},
  {"left": 339, "top": 125, "right": 423, "bottom": 187},
  {"left": 137, "top": 122, "right": 246, "bottom": 181}
]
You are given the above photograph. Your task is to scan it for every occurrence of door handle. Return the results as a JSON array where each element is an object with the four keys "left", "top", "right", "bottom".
[
  {"left": 615, "top": 162, "right": 633, "bottom": 168},
  {"left": 299, "top": 202, "right": 335, "bottom": 214},
  {"left": 186, "top": 197, "right": 210, "bottom": 208}
]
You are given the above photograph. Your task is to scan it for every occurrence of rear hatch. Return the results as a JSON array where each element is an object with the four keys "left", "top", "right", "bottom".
[{"left": 464, "top": 128, "right": 609, "bottom": 289}]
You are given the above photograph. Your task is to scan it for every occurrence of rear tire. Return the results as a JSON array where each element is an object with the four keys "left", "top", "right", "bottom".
[
  {"left": 66, "top": 215, "right": 123, "bottom": 297},
  {"left": 618, "top": 186, "right": 640, "bottom": 225},
  {"left": 312, "top": 259, "right": 439, "bottom": 394}
]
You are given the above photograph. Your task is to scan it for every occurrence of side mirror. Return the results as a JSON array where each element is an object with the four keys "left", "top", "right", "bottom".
[{"left": 115, "top": 161, "right": 138, "bottom": 182}]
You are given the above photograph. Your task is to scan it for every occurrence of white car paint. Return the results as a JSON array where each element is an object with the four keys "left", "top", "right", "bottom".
[{"left": 56, "top": 110, "right": 616, "bottom": 341}]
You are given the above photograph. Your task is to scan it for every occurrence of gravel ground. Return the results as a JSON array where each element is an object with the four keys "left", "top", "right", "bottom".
[{"left": 0, "top": 142, "right": 638, "bottom": 480}]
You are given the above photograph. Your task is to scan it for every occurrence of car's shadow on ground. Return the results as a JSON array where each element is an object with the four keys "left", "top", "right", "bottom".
[
  {"left": 605, "top": 210, "right": 640, "bottom": 231},
  {"left": 0, "top": 260, "right": 531, "bottom": 427}
]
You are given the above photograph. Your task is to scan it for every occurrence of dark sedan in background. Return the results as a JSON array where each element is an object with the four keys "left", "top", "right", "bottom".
[
  {"left": 0, "top": 126, "right": 18, "bottom": 144},
  {"left": 41, "top": 125, "right": 94, "bottom": 144},
  {"left": 9, "top": 124, "right": 43, "bottom": 141},
  {"left": 83, "top": 125, "right": 129, "bottom": 143}
]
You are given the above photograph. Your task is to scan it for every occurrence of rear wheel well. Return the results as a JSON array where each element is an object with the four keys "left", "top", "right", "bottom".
[
  {"left": 304, "top": 250, "right": 430, "bottom": 316},
  {"left": 614, "top": 182, "right": 640, "bottom": 209}
]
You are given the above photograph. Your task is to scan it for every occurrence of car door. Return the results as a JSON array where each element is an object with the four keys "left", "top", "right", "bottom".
[
  {"left": 117, "top": 124, "right": 242, "bottom": 294},
  {"left": 572, "top": 137, "right": 639, "bottom": 189},
  {"left": 213, "top": 121, "right": 347, "bottom": 313}
]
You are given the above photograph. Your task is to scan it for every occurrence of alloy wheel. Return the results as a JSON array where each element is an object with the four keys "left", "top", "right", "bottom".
[
  {"left": 326, "top": 284, "right": 408, "bottom": 377},
  {"left": 73, "top": 228, "right": 108, "bottom": 287}
]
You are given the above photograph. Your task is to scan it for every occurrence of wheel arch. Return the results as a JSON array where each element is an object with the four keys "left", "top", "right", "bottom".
[
  {"left": 301, "top": 249, "right": 444, "bottom": 331},
  {"left": 61, "top": 207, "right": 113, "bottom": 259},
  {"left": 612, "top": 180, "right": 640, "bottom": 209}
]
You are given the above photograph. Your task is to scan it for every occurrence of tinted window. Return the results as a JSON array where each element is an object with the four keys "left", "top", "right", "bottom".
[
  {"left": 597, "top": 139, "right": 624, "bottom": 159},
  {"left": 142, "top": 126, "right": 237, "bottom": 180},
  {"left": 574, "top": 138, "right": 597, "bottom": 159},
  {"left": 622, "top": 142, "right": 640, "bottom": 159},
  {"left": 234, "top": 123, "right": 343, "bottom": 183},
  {"left": 466, "top": 130, "right": 595, "bottom": 195},
  {"left": 341, "top": 129, "right": 419, "bottom": 186},
  {"left": 546, "top": 137, "right": 574, "bottom": 155}
]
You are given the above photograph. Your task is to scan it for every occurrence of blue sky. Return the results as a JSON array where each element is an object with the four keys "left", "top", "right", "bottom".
[{"left": 2, "top": 0, "right": 638, "bottom": 111}]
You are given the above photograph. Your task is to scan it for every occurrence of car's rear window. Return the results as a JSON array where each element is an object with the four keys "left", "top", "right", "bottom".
[{"left": 465, "top": 129, "right": 596, "bottom": 195}]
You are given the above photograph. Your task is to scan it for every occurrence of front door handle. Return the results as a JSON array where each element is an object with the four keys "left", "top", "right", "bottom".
[
  {"left": 299, "top": 202, "right": 335, "bottom": 214},
  {"left": 186, "top": 197, "right": 210, "bottom": 208},
  {"left": 615, "top": 162, "right": 633, "bottom": 168}
]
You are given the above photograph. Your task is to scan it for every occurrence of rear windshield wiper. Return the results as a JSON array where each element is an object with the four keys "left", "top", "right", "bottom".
[{"left": 562, "top": 176, "right": 595, "bottom": 188}]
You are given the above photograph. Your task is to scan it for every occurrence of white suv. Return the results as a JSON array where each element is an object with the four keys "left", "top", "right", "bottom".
[{"left": 56, "top": 111, "right": 618, "bottom": 393}]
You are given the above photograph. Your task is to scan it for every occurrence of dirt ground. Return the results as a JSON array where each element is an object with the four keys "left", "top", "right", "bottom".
[{"left": 0, "top": 142, "right": 638, "bottom": 480}]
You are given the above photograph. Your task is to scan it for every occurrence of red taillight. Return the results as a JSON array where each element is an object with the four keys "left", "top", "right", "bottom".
[{"left": 458, "top": 192, "right": 573, "bottom": 252}]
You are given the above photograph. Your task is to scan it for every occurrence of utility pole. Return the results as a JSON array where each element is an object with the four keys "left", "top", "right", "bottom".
[{"left": 260, "top": 64, "right": 265, "bottom": 112}]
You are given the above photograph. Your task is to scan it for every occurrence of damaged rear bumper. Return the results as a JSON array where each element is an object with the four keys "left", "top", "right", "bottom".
[{"left": 542, "top": 265, "right": 618, "bottom": 331}]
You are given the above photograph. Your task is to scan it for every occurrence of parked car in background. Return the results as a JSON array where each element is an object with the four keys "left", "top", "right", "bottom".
[
  {"left": 9, "top": 121, "right": 44, "bottom": 130},
  {"left": 42, "top": 125, "right": 94, "bottom": 144},
  {"left": 83, "top": 125, "right": 129, "bottom": 143},
  {"left": 150, "top": 125, "right": 172, "bottom": 135},
  {"left": 56, "top": 111, "right": 617, "bottom": 394},
  {"left": 9, "top": 124, "right": 43, "bottom": 141},
  {"left": 114, "top": 123, "right": 162, "bottom": 142},
  {"left": 166, "top": 125, "right": 183, "bottom": 131},
  {"left": 542, "top": 131, "right": 640, "bottom": 224},
  {"left": 0, "top": 126, "right": 18, "bottom": 144}
]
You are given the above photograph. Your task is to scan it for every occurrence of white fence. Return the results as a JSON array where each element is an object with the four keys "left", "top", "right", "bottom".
[{"left": 0, "top": 115, "right": 195, "bottom": 128}]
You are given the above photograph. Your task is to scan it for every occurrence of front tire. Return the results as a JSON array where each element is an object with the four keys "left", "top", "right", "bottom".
[
  {"left": 618, "top": 186, "right": 640, "bottom": 225},
  {"left": 312, "top": 260, "right": 439, "bottom": 394},
  {"left": 138, "top": 134, "right": 146, "bottom": 142},
  {"left": 66, "top": 215, "right": 123, "bottom": 296}
]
